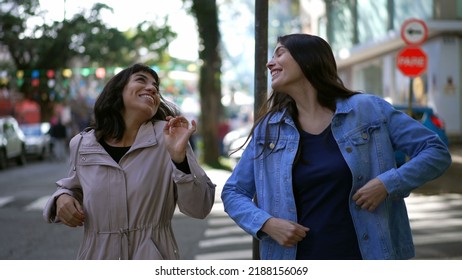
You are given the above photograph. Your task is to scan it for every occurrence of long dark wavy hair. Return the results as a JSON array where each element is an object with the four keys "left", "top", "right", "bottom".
[
  {"left": 240, "top": 34, "right": 359, "bottom": 159},
  {"left": 91, "top": 63, "right": 180, "bottom": 141}
]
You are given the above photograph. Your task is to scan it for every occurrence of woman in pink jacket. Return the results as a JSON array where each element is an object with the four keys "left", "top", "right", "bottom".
[{"left": 43, "top": 63, "right": 215, "bottom": 259}]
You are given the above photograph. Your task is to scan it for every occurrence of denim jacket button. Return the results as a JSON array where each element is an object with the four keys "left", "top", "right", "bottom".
[
  {"left": 357, "top": 175, "right": 363, "bottom": 180},
  {"left": 361, "top": 132, "right": 368, "bottom": 139},
  {"left": 269, "top": 143, "right": 275, "bottom": 149},
  {"left": 362, "top": 233, "right": 369, "bottom": 240},
  {"left": 346, "top": 147, "right": 352, "bottom": 153}
]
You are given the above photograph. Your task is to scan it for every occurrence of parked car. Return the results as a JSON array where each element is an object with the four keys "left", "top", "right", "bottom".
[
  {"left": 394, "top": 105, "right": 449, "bottom": 166},
  {"left": 223, "top": 124, "right": 252, "bottom": 165},
  {"left": 20, "top": 122, "right": 51, "bottom": 160},
  {"left": 0, "top": 116, "right": 27, "bottom": 169},
  {"left": 223, "top": 105, "right": 449, "bottom": 167},
  {"left": 222, "top": 123, "right": 252, "bottom": 157}
]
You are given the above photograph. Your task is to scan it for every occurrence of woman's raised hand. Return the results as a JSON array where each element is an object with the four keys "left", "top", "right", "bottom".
[{"left": 163, "top": 116, "right": 196, "bottom": 163}]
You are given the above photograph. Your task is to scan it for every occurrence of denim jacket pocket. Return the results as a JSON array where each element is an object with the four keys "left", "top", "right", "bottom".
[
  {"left": 348, "top": 123, "right": 381, "bottom": 146},
  {"left": 255, "top": 138, "right": 287, "bottom": 157},
  {"left": 255, "top": 138, "right": 288, "bottom": 177},
  {"left": 344, "top": 123, "right": 383, "bottom": 167}
]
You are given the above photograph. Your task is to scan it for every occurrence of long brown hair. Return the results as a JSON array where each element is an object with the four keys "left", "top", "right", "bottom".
[{"left": 236, "top": 34, "right": 358, "bottom": 158}]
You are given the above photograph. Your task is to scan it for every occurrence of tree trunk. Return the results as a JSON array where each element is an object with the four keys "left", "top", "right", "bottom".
[{"left": 191, "top": 0, "right": 222, "bottom": 167}]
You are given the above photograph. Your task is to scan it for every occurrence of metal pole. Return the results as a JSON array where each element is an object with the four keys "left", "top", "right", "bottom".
[
  {"left": 407, "top": 77, "right": 414, "bottom": 116},
  {"left": 253, "top": 0, "right": 268, "bottom": 260},
  {"left": 254, "top": 0, "right": 268, "bottom": 115},
  {"left": 405, "top": 77, "right": 414, "bottom": 164}
]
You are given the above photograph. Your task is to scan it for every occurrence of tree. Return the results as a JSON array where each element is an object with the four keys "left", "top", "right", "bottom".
[
  {"left": 186, "top": 0, "right": 223, "bottom": 167},
  {"left": 0, "top": 0, "right": 176, "bottom": 120},
  {"left": 0, "top": 1, "right": 177, "bottom": 69}
]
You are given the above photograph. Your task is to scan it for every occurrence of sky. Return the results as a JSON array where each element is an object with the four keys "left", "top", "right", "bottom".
[{"left": 38, "top": 0, "right": 199, "bottom": 60}]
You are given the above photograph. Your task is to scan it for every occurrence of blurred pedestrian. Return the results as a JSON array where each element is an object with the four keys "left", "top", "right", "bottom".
[
  {"left": 43, "top": 63, "right": 216, "bottom": 259},
  {"left": 49, "top": 117, "right": 67, "bottom": 161},
  {"left": 218, "top": 117, "right": 230, "bottom": 156},
  {"left": 221, "top": 34, "right": 452, "bottom": 260}
]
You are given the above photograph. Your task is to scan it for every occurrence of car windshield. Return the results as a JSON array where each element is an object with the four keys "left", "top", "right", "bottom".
[{"left": 21, "top": 126, "right": 42, "bottom": 136}]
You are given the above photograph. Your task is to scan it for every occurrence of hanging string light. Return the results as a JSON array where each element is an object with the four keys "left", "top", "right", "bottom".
[
  {"left": 0, "top": 71, "right": 8, "bottom": 86},
  {"left": 95, "top": 67, "right": 106, "bottom": 79},
  {"left": 80, "top": 68, "right": 91, "bottom": 77},
  {"left": 62, "top": 68, "right": 72, "bottom": 78},
  {"left": 46, "top": 69, "right": 55, "bottom": 79},
  {"left": 10, "top": 63, "right": 196, "bottom": 93},
  {"left": 16, "top": 70, "right": 24, "bottom": 87},
  {"left": 31, "top": 69, "right": 40, "bottom": 79}
]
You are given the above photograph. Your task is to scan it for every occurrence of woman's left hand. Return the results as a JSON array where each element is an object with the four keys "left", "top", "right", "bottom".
[
  {"left": 163, "top": 116, "right": 196, "bottom": 163},
  {"left": 352, "top": 178, "right": 388, "bottom": 212}
]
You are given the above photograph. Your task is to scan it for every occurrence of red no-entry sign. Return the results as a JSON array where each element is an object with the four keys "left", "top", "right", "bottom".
[{"left": 396, "top": 46, "right": 427, "bottom": 77}]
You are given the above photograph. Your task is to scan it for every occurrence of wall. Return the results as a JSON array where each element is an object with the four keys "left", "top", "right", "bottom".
[{"left": 425, "top": 35, "right": 461, "bottom": 137}]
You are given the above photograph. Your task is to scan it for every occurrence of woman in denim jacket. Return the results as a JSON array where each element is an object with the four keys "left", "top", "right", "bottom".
[{"left": 221, "top": 34, "right": 451, "bottom": 260}]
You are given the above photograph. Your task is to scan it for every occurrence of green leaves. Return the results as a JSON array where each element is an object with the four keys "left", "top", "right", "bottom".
[{"left": 0, "top": 0, "right": 176, "bottom": 70}]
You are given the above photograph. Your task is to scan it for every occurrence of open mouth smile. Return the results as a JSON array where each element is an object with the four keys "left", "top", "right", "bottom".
[{"left": 139, "top": 94, "right": 155, "bottom": 103}]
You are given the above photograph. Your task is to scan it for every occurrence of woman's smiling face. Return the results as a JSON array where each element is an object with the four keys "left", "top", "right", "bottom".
[
  {"left": 266, "top": 43, "right": 306, "bottom": 92},
  {"left": 122, "top": 71, "right": 161, "bottom": 121}
]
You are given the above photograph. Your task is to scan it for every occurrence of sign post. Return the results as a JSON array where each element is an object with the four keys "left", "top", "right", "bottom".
[{"left": 398, "top": 18, "right": 428, "bottom": 115}]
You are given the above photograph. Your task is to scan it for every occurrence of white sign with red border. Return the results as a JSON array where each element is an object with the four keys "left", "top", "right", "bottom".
[{"left": 401, "top": 18, "right": 428, "bottom": 45}]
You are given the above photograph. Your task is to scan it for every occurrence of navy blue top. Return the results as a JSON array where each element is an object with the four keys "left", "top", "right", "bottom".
[
  {"left": 99, "top": 139, "right": 190, "bottom": 173},
  {"left": 292, "top": 125, "right": 362, "bottom": 260}
]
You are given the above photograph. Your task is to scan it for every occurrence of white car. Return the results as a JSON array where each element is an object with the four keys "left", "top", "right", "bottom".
[
  {"left": 20, "top": 122, "right": 51, "bottom": 160},
  {"left": 222, "top": 124, "right": 252, "bottom": 157},
  {"left": 227, "top": 135, "right": 249, "bottom": 161},
  {"left": 0, "top": 116, "right": 27, "bottom": 169}
]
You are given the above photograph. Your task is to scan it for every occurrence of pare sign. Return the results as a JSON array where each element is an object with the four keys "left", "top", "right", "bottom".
[{"left": 396, "top": 46, "right": 428, "bottom": 77}]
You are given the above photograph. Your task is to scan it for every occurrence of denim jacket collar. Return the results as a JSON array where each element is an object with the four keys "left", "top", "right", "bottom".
[
  {"left": 335, "top": 97, "right": 354, "bottom": 115},
  {"left": 266, "top": 97, "right": 355, "bottom": 125}
]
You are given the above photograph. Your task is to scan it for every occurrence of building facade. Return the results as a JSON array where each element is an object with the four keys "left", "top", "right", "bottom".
[{"left": 301, "top": 0, "right": 462, "bottom": 142}]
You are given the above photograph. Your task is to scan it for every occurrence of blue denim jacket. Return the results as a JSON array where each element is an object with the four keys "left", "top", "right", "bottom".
[{"left": 221, "top": 93, "right": 452, "bottom": 260}]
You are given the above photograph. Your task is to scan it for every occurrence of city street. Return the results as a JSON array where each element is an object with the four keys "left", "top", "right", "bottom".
[{"left": 0, "top": 145, "right": 461, "bottom": 260}]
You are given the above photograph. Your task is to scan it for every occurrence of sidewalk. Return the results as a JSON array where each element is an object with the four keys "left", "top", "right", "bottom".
[
  {"left": 415, "top": 143, "right": 462, "bottom": 195},
  {"left": 450, "top": 142, "right": 462, "bottom": 163}
]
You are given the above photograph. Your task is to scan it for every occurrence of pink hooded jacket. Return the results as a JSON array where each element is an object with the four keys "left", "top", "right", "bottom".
[{"left": 43, "top": 121, "right": 215, "bottom": 259}]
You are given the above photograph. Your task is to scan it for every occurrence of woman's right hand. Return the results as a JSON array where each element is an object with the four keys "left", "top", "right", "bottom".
[
  {"left": 56, "top": 194, "right": 85, "bottom": 227},
  {"left": 261, "top": 217, "right": 309, "bottom": 247}
]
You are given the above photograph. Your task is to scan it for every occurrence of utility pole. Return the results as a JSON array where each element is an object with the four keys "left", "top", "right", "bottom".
[
  {"left": 253, "top": 0, "right": 268, "bottom": 260},
  {"left": 254, "top": 0, "right": 268, "bottom": 120}
]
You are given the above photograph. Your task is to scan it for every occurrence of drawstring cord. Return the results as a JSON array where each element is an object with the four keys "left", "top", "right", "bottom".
[
  {"left": 118, "top": 228, "right": 129, "bottom": 260},
  {"left": 97, "top": 227, "right": 143, "bottom": 260}
]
